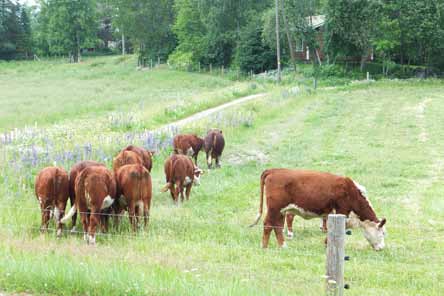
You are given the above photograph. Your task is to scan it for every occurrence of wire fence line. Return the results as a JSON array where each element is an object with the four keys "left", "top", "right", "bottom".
[
  {"left": 1, "top": 204, "right": 444, "bottom": 231},
  {"left": 0, "top": 223, "right": 328, "bottom": 258}
]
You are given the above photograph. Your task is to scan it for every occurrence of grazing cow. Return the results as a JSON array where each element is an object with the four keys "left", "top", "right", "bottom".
[
  {"left": 120, "top": 145, "right": 154, "bottom": 172},
  {"left": 61, "top": 166, "right": 116, "bottom": 245},
  {"left": 113, "top": 150, "right": 143, "bottom": 173},
  {"left": 35, "top": 167, "right": 69, "bottom": 237},
  {"left": 115, "top": 164, "right": 152, "bottom": 231},
  {"left": 250, "top": 169, "right": 387, "bottom": 251},
  {"left": 161, "top": 154, "right": 202, "bottom": 204},
  {"left": 173, "top": 134, "right": 205, "bottom": 164},
  {"left": 68, "top": 161, "right": 105, "bottom": 231},
  {"left": 204, "top": 129, "right": 225, "bottom": 169}
]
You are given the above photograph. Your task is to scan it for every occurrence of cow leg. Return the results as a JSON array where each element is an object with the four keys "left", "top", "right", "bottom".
[
  {"left": 206, "top": 151, "right": 212, "bottom": 169},
  {"left": 215, "top": 155, "right": 221, "bottom": 168},
  {"left": 273, "top": 214, "right": 286, "bottom": 248},
  {"left": 100, "top": 208, "right": 110, "bottom": 233},
  {"left": 180, "top": 187, "right": 185, "bottom": 202},
  {"left": 175, "top": 181, "right": 182, "bottom": 203},
  {"left": 69, "top": 195, "right": 77, "bottom": 232},
  {"left": 41, "top": 207, "right": 51, "bottom": 233},
  {"left": 143, "top": 203, "right": 149, "bottom": 229},
  {"left": 185, "top": 184, "right": 192, "bottom": 201},
  {"left": 262, "top": 212, "right": 276, "bottom": 248},
  {"left": 193, "top": 153, "right": 198, "bottom": 165},
  {"left": 135, "top": 204, "right": 140, "bottom": 226},
  {"left": 321, "top": 217, "right": 327, "bottom": 233},
  {"left": 286, "top": 214, "right": 295, "bottom": 239},
  {"left": 80, "top": 212, "right": 89, "bottom": 241},
  {"left": 88, "top": 211, "right": 100, "bottom": 245},
  {"left": 113, "top": 207, "right": 121, "bottom": 230},
  {"left": 54, "top": 206, "right": 64, "bottom": 238},
  {"left": 128, "top": 201, "right": 137, "bottom": 232}
]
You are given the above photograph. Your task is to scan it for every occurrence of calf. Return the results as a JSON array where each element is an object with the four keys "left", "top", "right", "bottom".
[
  {"left": 116, "top": 164, "right": 152, "bottom": 231},
  {"left": 68, "top": 161, "right": 105, "bottom": 231},
  {"left": 120, "top": 145, "right": 154, "bottom": 172},
  {"left": 61, "top": 166, "right": 116, "bottom": 244},
  {"left": 250, "top": 169, "right": 387, "bottom": 251},
  {"left": 113, "top": 150, "right": 143, "bottom": 173},
  {"left": 161, "top": 154, "right": 202, "bottom": 204},
  {"left": 173, "top": 134, "right": 204, "bottom": 164},
  {"left": 35, "top": 167, "right": 69, "bottom": 237},
  {"left": 204, "top": 129, "right": 225, "bottom": 169}
]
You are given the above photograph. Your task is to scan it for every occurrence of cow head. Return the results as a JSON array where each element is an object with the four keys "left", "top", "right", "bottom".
[
  {"left": 193, "top": 166, "right": 203, "bottom": 186},
  {"left": 361, "top": 218, "right": 387, "bottom": 251}
]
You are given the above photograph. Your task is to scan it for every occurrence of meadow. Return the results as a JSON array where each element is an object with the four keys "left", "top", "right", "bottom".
[{"left": 0, "top": 56, "right": 443, "bottom": 295}]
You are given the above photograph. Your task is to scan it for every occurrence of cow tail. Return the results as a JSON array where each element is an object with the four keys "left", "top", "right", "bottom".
[
  {"left": 62, "top": 170, "right": 85, "bottom": 224},
  {"left": 212, "top": 133, "right": 217, "bottom": 150},
  {"left": 61, "top": 204, "right": 77, "bottom": 224},
  {"left": 60, "top": 170, "right": 78, "bottom": 223},
  {"left": 250, "top": 170, "right": 268, "bottom": 227}
]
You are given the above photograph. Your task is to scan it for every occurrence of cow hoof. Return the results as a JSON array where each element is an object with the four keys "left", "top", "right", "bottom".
[
  {"left": 70, "top": 226, "right": 77, "bottom": 234},
  {"left": 56, "top": 229, "right": 62, "bottom": 238},
  {"left": 83, "top": 233, "right": 88, "bottom": 241},
  {"left": 281, "top": 242, "right": 288, "bottom": 249}
]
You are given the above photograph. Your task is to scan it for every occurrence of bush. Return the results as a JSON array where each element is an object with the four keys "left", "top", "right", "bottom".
[{"left": 167, "top": 50, "right": 194, "bottom": 71}]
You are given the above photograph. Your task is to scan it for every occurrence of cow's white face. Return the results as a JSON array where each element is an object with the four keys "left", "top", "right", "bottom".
[
  {"left": 361, "top": 219, "right": 387, "bottom": 251},
  {"left": 186, "top": 147, "right": 194, "bottom": 156},
  {"left": 193, "top": 167, "right": 203, "bottom": 186}
]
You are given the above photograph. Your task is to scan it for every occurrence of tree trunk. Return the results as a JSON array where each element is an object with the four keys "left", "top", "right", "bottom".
[
  {"left": 74, "top": 31, "right": 81, "bottom": 63},
  {"left": 281, "top": 0, "right": 296, "bottom": 72},
  {"left": 360, "top": 55, "right": 366, "bottom": 71},
  {"left": 122, "top": 31, "right": 125, "bottom": 55},
  {"left": 315, "top": 48, "right": 322, "bottom": 66},
  {"left": 275, "top": 0, "right": 281, "bottom": 82}
]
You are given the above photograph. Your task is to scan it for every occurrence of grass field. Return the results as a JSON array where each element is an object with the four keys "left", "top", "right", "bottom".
[{"left": 0, "top": 57, "right": 443, "bottom": 295}]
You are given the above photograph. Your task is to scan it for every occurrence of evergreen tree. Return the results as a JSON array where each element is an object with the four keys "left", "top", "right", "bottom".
[{"left": 236, "top": 16, "right": 276, "bottom": 74}]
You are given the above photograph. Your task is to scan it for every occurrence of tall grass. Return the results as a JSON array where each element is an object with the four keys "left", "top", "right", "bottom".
[{"left": 0, "top": 61, "right": 443, "bottom": 295}]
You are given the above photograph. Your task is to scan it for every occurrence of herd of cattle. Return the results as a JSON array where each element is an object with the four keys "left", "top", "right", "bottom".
[{"left": 34, "top": 128, "right": 387, "bottom": 250}]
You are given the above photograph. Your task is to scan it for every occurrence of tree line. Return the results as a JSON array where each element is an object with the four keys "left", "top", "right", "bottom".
[{"left": 1, "top": 0, "right": 444, "bottom": 74}]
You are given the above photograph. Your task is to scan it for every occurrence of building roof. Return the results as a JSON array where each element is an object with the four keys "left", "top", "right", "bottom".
[{"left": 307, "top": 15, "right": 325, "bottom": 29}]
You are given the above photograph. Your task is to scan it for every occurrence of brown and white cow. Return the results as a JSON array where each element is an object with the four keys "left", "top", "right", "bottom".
[
  {"left": 120, "top": 145, "right": 154, "bottom": 172},
  {"left": 115, "top": 164, "right": 152, "bottom": 231},
  {"left": 173, "top": 134, "right": 205, "bottom": 164},
  {"left": 68, "top": 160, "right": 105, "bottom": 232},
  {"left": 113, "top": 150, "right": 143, "bottom": 174},
  {"left": 61, "top": 166, "right": 116, "bottom": 245},
  {"left": 204, "top": 129, "right": 225, "bottom": 169},
  {"left": 35, "top": 167, "right": 69, "bottom": 237},
  {"left": 161, "top": 154, "right": 202, "bottom": 204},
  {"left": 250, "top": 169, "right": 387, "bottom": 251}
]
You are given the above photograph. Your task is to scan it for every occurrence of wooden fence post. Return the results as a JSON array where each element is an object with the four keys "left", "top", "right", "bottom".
[{"left": 326, "top": 214, "right": 346, "bottom": 296}]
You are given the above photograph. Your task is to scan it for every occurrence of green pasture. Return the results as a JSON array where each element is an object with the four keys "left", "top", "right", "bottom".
[{"left": 0, "top": 57, "right": 443, "bottom": 295}]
